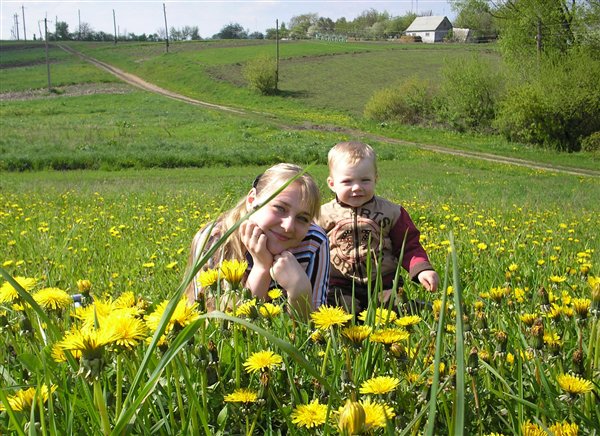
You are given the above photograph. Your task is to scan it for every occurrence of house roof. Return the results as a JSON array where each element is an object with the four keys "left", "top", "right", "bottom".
[{"left": 405, "top": 16, "right": 451, "bottom": 32}]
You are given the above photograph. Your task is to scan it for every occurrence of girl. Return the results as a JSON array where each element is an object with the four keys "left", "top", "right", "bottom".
[{"left": 185, "top": 163, "right": 329, "bottom": 318}]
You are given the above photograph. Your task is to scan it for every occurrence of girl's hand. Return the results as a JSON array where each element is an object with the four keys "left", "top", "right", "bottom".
[
  {"left": 271, "top": 251, "right": 312, "bottom": 318},
  {"left": 418, "top": 270, "right": 440, "bottom": 292},
  {"left": 240, "top": 220, "right": 273, "bottom": 268}
]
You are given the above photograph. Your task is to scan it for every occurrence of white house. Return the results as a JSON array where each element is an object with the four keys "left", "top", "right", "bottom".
[{"left": 404, "top": 16, "right": 453, "bottom": 43}]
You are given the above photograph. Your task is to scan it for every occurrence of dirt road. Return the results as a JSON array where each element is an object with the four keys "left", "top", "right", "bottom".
[{"left": 58, "top": 44, "right": 599, "bottom": 178}]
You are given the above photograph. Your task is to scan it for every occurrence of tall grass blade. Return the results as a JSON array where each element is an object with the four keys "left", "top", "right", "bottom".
[{"left": 450, "top": 232, "right": 465, "bottom": 434}]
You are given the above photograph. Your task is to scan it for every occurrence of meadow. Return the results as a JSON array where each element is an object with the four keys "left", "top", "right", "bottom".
[{"left": 1, "top": 40, "right": 599, "bottom": 435}]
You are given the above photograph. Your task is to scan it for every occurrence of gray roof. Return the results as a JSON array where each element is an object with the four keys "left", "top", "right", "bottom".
[{"left": 405, "top": 16, "right": 451, "bottom": 32}]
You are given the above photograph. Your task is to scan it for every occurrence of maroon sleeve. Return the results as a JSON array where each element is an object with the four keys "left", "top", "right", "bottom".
[{"left": 389, "top": 206, "right": 434, "bottom": 281}]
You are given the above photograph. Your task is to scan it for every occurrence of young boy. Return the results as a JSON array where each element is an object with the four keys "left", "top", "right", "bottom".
[{"left": 318, "top": 141, "right": 439, "bottom": 312}]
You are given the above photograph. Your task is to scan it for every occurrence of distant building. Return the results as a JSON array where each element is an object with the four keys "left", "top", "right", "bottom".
[
  {"left": 452, "top": 28, "right": 473, "bottom": 43},
  {"left": 404, "top": 16, "right": 453, "bottom": 43}
]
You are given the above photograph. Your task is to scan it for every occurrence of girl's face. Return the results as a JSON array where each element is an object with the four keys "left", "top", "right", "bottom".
[{"left": 246, "top": 182, "right": 313, "bottom": 254}]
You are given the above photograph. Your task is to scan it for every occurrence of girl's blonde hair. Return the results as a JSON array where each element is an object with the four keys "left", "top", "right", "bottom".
[
  {"left": 185, "top": 163, "right": 320, "bottom": 302},
  {"left": 327, "top": 141, "right": 377, "bottom": 177}
]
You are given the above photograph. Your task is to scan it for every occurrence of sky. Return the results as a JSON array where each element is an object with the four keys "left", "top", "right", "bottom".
[{"left": 1, "top": 1, "right": 455, "bottom": 41}]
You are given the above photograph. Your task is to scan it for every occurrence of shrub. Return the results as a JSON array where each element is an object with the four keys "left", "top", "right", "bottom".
[
  {"left": 243, "top": 55, "right": 278, "bottom": 95},
  {"left": 581, "top": 131, "right": 600, "bottom": 152},
  {"left": 435, "top": 55, "right": 503, "bottom": 132},
  {"left": 494, "top": 52, "right": 600, "bottom": 152},
  {"left": 363, "top": 76, "right": 433, "bottom": 125}
]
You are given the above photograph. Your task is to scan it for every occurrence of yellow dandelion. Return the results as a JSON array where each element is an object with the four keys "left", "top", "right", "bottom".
[
  {"left": 223, "top": 388, "right": 258, "bottom": 404},
  {"left": 291, "top": 399, "right": 328, "bottom": 429},
  {"left": 243, "top": 350, "right": 283, "bottom": 374},
  {"left": 198, "top": 268, "right": 220, "bottom": 288},
  {"left": 165, "top": 261, "right": 178, "bottom": 270},
  {"left": 549, "top": 421, "right": 579, "bottom": 436},
  {"left": 508, "top": 263, "right": 519, "bottom": 272},
  {"left": 0, "top": 384, "right": 56, "bottom": 413},
  {"left": 105, "top": 312, "right": 148, "bottom": 350},
  {"left": 361, "top": 397, "right": 395, "bottom": 430},
  {"left": 489, "top": 287, "right": 507, "bottom": 303},
  {"left": 59, "top": 327, "right": 119, "bottom": 358},
  {"left": 477, "top": 242, "right": 488, "bottom": 251},
  {"left": 0, "top": 276, "right": 36, "bottom": 303},
  {"left": 310, "top": 305, "right": 353, "bottom": 330},
  {"left": 557, "top": 373, "right": 593, "bottom": 396},
  {"left": 370, "top": 328, "right": 409, "bottom": 345},
  {"left": 358, "top": 308, "right": 397, "bottom": 326},
  {"left": 220, "top": 259, "right": 248, "bottom": 289},
  {"left": 395, "top": 315, "right": 422, "bottom": 328},
  {"left": 145, "top": 297, "right": 200, "bottom": 334},
  {"left": 259, "top": 302, "right": 282, "bottom": 318},
  {"left": 338, "top": 400, "right": 366, "bottom": 435},
  {"left": 51, "top": 342, "right": 81, "bottom": 363},
  {"left": 267, "top": 288, "right": 283, "bottom": 300},
  {"left": 235, "top": 299, "right": 257, "bottom": 317},
  {"left": 521, "top": 420, "right": 545, "bottom": 436},
  {"left": 310, "top": 329, "right": 326, "bottom": 344},
  {"left": 550, "top": 275, "right": 567, "bottom": 283},
  {"left": 33, "top": 287, "right": 72, "bottom": 311},
  {"left": 77, "top": 279, "right": 92, "bottom": 293},
  {"left": 341, "top": 325, "right": 372, "bottom": 345},
  {"left": 572, "top": 298, "right": 590, "bottom": 318},
  {"left": 359, "top": 375, "right": 400, "bottom": 395}
]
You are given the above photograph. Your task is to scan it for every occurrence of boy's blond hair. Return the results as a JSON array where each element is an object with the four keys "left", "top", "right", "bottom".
[{"left": 327, "top": 141, "right": 377, "bottom": 176}]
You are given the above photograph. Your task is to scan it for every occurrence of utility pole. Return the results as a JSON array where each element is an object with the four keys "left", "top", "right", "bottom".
[
  {"left": 44, "top": 18, "right": 52, "bottom": 91},
  {"left": 78, "top": 9, "right": 81, "bottom": 40},
  {"left": 113, "top": 9, "right": 118, "bottom": 44},
  {"left": 14, "top": 14, "right": 20, "bottom": 40},
  {"left": 22, "top": 5, "right": 27, "bottom": 40},
  {"left": 275, "top": 19, "right": 279, "bottom": 91},
  {"left": 163, "top": 3, "right": 169, "bottom": 53}
]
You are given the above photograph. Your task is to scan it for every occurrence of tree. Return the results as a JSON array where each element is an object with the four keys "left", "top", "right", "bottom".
[
  {"left": 214, "top": 23, "right": 248, "bottom": 39},
  {"left": 288, "top": 13, "right": 318, "bottom": 38},
  {"left": 54, "top": 21, "right": 70, "bottom": 40},
  {"left": 384, "top": 13, "right": 417, "bottom": 38},
  {"left": 78, "top": 22, "right": 94, "bottom": 40},
  {"left": 450, "top": 0, "right": 497, "bottom": 40}
]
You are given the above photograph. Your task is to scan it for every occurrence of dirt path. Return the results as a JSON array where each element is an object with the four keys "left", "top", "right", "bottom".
[{"left": 58, "top": 44, "right": 599, "bottom": 178}]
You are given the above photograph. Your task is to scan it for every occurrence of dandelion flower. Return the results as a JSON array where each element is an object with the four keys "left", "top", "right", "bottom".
[
  {"left": 59, "top": 327, "right": 119, "bottom": 357},
  {"left": 572, "top": 298, "right": 590, "bottom": 319},
  {"left": 51, "top": 343, "right": 81, "bottom": 363},
  {"left": 291, "top": 399, "right": 328, "bottom": 429},
  {"left": 360, "top": 376, "right": 400, "bottom": 395},
  {"left": 361, "top": 397, "right": 395, "bottom": 429},
  {"left": 243, "top": 350, "right": 283, "bottom": 374},
  {"left": 358, "top": 308, "right": 397, "bottom": 325},
  {"left": 337, "top": 400, "right": 366, "bottom": 435},
  {"left": 521, "top": 420, "right": 545, "bottom": 436},
  {"left": 549, "top": 421, "right": 579, "bottom": 436},
  {"left": 145, "top": 297, "right": 200, "bottom": 334},
  {"left": 223, "top": 388, "right": 258, "bottom": 404},
  {"left": 395, "top": 315, "right": 422, "bottom": 328},
  {"left": 105, "top": 312, "right": 147, "bottom": 350},
  {"left": 370, "top": 328, "right": 409, "bottom": 345},
  {"left": 198, "top": 268, "right": 220, "bottom": 288},
  {"left": 0, "top": 276, "right": 36, "bottom": 303},
  {"left": 77, "top": 279, "right": 92, "bottom": 293},
  {"left": 259, "top": 302, "right": 282, "bottom": 318},
  {"left": 220, "top": 259, "right": 248, "bottom": 289},
  {"left": 342, "top": 325, "right": 372, "bottom": 345},
  {"left": 311, "top": 305, "right": 352, "bottom": 330},
  {"left": 235, "top": 299, "right": 257, "bottom": 317},
  {"left": 0, "top": 384, "right": 56, "bottom": 413},
  {"left": 33, "top": 287, "right": 72, "bottom": 311},
  {"left": 550, "top": 275, "right": 567, "bottom": 283},
  {"left": 268, "top": 288, "right": 283, "bottom": 299},
  {"left": 557, "top": 373, "right": 593, "bottom": 396}
]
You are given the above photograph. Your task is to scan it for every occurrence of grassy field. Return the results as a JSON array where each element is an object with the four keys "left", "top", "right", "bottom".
[{"left": 0, "top": 40, "right": 599, "bottom": 435}]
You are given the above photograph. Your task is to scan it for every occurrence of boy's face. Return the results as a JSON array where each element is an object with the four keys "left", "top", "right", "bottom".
[{"left": 327, "top": 158, "right": 376, "bottom": 208}]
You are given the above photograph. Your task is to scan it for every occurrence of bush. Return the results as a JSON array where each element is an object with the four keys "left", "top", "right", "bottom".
[
  {"left": 435, "top": 55, "right": 503, "bottom": 132},
  {"left": 494, "top": 52, "right": 600, "bottom": 152},
  {"left": 363, "top": 76, "right": 433, "bottom": 125},
  {"left": 243, "top": 55, "right": 278, "bottom": 95},
  {"left": 581, "top": 131, "right": 600, "bottom": 152}
]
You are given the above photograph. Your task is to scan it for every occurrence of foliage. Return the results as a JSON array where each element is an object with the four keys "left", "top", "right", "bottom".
[
  {"left": 581, "top": 132, "right": 600, "bottom": 153},
  {"left": 494, "top": 51, "right": 600, "bottom": 152},
  {"left": 242, "top": 54, "right": 278, "bottom": 95},
  {"left": 214, "top": 23, "right": 248, "bottom": 40},
  {"left": 364, "top": 77, "right": 434, "bottom": 125},
  {"left": 450, "top": 0, "right": 498, "bottom": 41},
  {"left": 435, "top": 54, "right": 504, "bottom": 132}
]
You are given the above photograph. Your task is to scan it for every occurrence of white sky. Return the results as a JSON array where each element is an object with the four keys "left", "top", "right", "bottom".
[{"left": 1, "top": 1, "right": 455, "bottom": 40}]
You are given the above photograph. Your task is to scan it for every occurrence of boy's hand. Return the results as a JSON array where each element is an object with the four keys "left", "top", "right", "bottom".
[{"left": 418, "top": 270, "right": 439, "bottom": 292}]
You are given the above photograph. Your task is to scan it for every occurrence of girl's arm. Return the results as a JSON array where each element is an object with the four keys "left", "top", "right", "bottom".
[
  {"left": 271, "top": 251, "right": 312, "bottom": 319},
  {"left": 240, "top": 220, "right": 273, "bottom": 299}
]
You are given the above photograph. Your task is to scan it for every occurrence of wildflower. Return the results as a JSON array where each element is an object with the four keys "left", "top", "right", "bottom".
[
  {"left": 59, "top": 327, "right": 119, "bottom": 380},
  {"left": 557, "top": 373, "right": 593, "bottom": 397},
  {"left": 489, "top": 287, "right": 507, "bottom": 304},
  {"left": 311, "top": 305, "right": 353, "bottom": 330},
  {"left": 235, "top": 299, "right": 258, "bottom": 318},
  {"left": 477, "top": 242, "right": 488, "bottom": 251},
  {"left": 165, "top": 261, "right": 178, "bottom": 270},
  {"left": 370, "top": 328, "right": 409, "bottom": 345},
  {"left": 361, "top": 397, "right": 395, "bottom": 429},
  {"left": 223, "top": 388, "right": 258, "bottom": 404},
  {"left": 341, "top": 325, "right": 372, "bottom": 345},
  {"left": 145, "top": 297, "right": 200, "bottom": 334},
  {"left": 520, "top": 313, "right": 538, "bottom": 326},
  {"left": 0, "top": 384, "right": 56, "bottom": 413},
  {"left": 572, "top": 298, "right": 590, "bottom": 319},
  {"left": 198, "top": 268, "right": 220, "bottom": 288},
  {"left": 268, "top": 288, "right": 283, "bottom": 299},
  {"left": 291, "top": 399, "right": 328, "bottom": 429},
  {"left": 259, "top": 302, "right": 282, "bottom": 318},
  {"left": 506, "top": 352, "right": 515, "bottom": 367},
  {"left": 243, "top": 350, "right": 283, "bottom": 374},
  {"left": 142, "top": 262, "right": 155, "bottom": 268},
  {"left": 106, "top": 312, "right": 147, "bottom": 350},
  {"left": 77, "top": 280, "right": 92, "bottom": 293},
  {"left": 358, "top": 308, "right": 397, "bottom": 325},
  {"left": 310, "top": 329, "right": 326, "bottom": 344},
  {"left": 220, "top": 259, "right": 248, "bottom": 289},
  {"left": 33, "top": 287, "right": 72, "bottom": 311},
  {"left": 544, "top": 331, "right": 562, "bottom": 354},
  {"left": 521, "top": 421, "right": 545, "bottom": 436},
  {"left": 359, "top": 376, "right": 400, "bottom": 395},
  {"left": 0, "top": 276, "right": 36, "bottom": 303},
  {"left": 51, "top": 343, "right": 81, "bottom": 363},
  {"left": 338, "top": 399, "right": 366, "bottom": 435},
  {"left": 549, "top": 421, "right": 579, "bottom": 435},
  {"left": 550, "top": 275, "right": 567, "bottom": 284}
]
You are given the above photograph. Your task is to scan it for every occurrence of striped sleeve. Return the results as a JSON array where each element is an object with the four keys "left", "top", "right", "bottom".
[{"left": 289, "top": 223, "right": 330, "bottom": 308}]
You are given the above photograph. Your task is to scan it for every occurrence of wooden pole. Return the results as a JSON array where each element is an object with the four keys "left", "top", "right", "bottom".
[
  {"left": 22, "top": 5, "right": 27, "bottom": 40},
  {"left": 44, "top": 18, "right": 51, "bottom": 91},
  {"left": 163, "top": 3, "right": 169, "bottom": 53},
  {"left": 113, "top": 9, "right": 117, "bottom": 44},
  {"left": 275, "top": 19, "right": 279, "bottom": 91}
]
